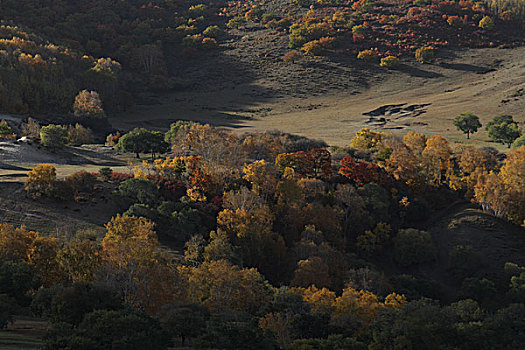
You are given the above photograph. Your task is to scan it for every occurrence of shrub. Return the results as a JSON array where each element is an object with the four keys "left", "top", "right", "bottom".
[
  {"left": 24, "top": 164, "right": 57, "bottom": 198},
  {"left": 245, "top": 8, "right": 263, "bottom": 22},
  {"left": 105, "top": 131, "right": 121, "bottom": 146},
  {"left": 65, "top": 171, "right": 97, "bottom": 195},
  {"left": 110, "top": 172, "right": 134, "bottom": 183},
  {"left": 282, "top": 50, "right": 303, "bottom": 63},
  {"left": 203, "top": 25, "right": 223, "bottom": 38},
  {"left": 99, "top": 167, "right": 113, "bottom": 181},
  {"left": 40, "top": 124, "right": 68, "bottom": 149},
  {"left": 357, "top": 49, "right": 379, "bottom": 62},
  {"left": 319, "top": 36, "right": 336, "bottom": 49},
  {"left": 512, "top": 134, "right": 525, "bottom": 148},
  {"left": 291, "top": 0, "right": 314, "bottom": 7},
  {"left": 226, "top": 16, "right": 246, "bottom": 29},
  {"left": 118, "top": 178, "right": 160, "bottom": 207},
  {"left": 393, "top": 228, "right": 435, "bottom": 266},
  {"left": 479, "top": 16, "right": 495, "bottom": 30},
  {"left": 188, "top": 4, "right": 208, "bottom": 17},
  {"left": 380, "top": 56, "right": 400, "bottom": 68},
  {"left": 351, "top": 24, "right": 368, "bottom": 36},
  {"left": 415, "top": 46, "right": 435, "bottom": 64},
  {"left": 303, "top": 40, "right": 324, "bottom": 56},
  {"left": 447, "top": 15, "right": 462, "bottom": 27},
  {"left": 202, "top": 37, "right": 217, "bottom": 49}
]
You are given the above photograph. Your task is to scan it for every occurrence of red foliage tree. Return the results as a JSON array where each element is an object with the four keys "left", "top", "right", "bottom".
[{"left": 339, "top": 156, "right": 380, "bottom": 186}]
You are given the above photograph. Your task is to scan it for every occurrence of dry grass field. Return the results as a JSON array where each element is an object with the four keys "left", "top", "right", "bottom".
[{"left": 112, "top": 46, "right": 525, "bottom": 149}]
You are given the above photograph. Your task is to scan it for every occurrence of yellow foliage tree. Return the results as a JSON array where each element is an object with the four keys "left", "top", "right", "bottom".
[
  {"left": 24, "top": 164, "right": 57, "bottom": 198},
  {"left": 350, "top": 128, "right": 383, "bottom": 151},
  {"left": 0, "top": 224, "right": 37, "bottom": 261},
  {"left": 185, "top": 259, "right": 272, "bottom": 313}
]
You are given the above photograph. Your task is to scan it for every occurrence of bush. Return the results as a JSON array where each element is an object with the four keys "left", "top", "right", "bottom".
[
  {"left": 303, "top": 40, "right": 324, "bottom": 56},
  {"left": 65, "top": 171, "right": 97, "bottom": 195},
  {"left": 24, "top": 164, "right": 57, "bottom": 198},
  {"left": 118, "top": 178, "right": 160, "bottom": 207},
  {"left": 40, "top": 124, "right": 68, "bottom": 149},
  {"left": 357, "top": 49, "right": 379, "bottom": 62},
  {"left": 202, "top": 37, "right": 217, "bottom": 49},
  {"left": 479, "top": 16, "right": 495, "bottom": 30},
  {"left": 98, "top": 167, "right": 113, "bottom": 181},
  {"left": 512, "top": 134, "right": 525, "bottom": 148},
  {"left": 226, "top": 16, "right": 246, "bottom": 29},
  {"left": 283, "top": 50, "right": 303, "bottom": 63},
  {"left": 351, "top": 24, "right": 368, "bottom": 36},
  {"left": 202, "top": 25, "right": 222, "bottom": 38},
  {"left": 380, "top": 56, "right": 400, "bottom": 68},
  {"left": 415, "top": 46, "right": 435, "bottom": 64},
  {"left": 105, "top": 131, "right": 120, "bottom": 146},
  {"left": 393, "top": 228, "right": 435, "bottom": 266}
]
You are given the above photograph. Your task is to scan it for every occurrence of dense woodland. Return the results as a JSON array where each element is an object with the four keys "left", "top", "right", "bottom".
[
  {"left": 0, "top": 0, "right": 524, "bottom": 348},
  {"left": 1, "top": 120, "right": 525, "bottom": 349}
]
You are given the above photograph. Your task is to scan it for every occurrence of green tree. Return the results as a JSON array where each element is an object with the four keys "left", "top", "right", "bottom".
[
  {"left": 44, "top": 308, "right": 170, "bottom": 350},
  {"left": 0, "top": 261, "right": 41, "bottom": 306},
  {"left": 511, "top": 134, "right": 525, "bottom": 148},
  {"left": 0, "top": 294, "right": 16, "bottom": 329},
  {"left": 453, "top": 113, "right": 482, "bottom": 139},
  {"left": 40, "top": 124, "right": 68, "bottom": 149},
  {"left": 157, "top": 302, "right": 209, "bottom": 346},
  {"left": 370, "top": 299, "right": 456, "bottom": 350},
  {"left": 486, "top": 115, "right": 522, "bottom": 147},
  {"left": 118, "top": 178, "right": 160, "bottom": 207},
  {"left": 31, "top": 283, "right": 123, "bottom": 326},
  {"left": 195, "top": 312, "right": 275, "bottom": 350},
  {"left": 117, "top": 128, "right": 168, "bottom": 158},
  {"left": 393, "top": 229, "right": 435, "bottom": 266}
]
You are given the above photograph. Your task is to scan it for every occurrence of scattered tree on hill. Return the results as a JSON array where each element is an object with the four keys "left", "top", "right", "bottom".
[
  {"left": 117, "top": 128, "right": 168, "bottom": 158},
  {"left": 486, "top": 115, "right": 522, "bottom": 147},
  {"left": 453, "top": 112, "right": 482, "bottom": 139}
]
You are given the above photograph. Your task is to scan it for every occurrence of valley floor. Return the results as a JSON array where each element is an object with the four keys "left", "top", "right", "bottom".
[{"left": 112, "top": 46, "right": 525, "bottom": 149}]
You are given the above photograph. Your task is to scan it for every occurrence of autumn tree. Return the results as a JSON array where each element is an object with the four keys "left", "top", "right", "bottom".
[
  {"left": 73, "top": 90, "right": 105, "bottom": 117},
  {"left": 453, "top": 112, "right": 481, "bottom": 139},
  {"left": 101, "top": 215, "right": 179, "bottom": 313},
  {"left": 184, "top": 259, "right": 273, "bottom": 313},
  {"left": 24, "top": 164, "right": 57, "bottom": 198},
  {"left": 0, "top": 120, "right": 16, "bottom": 140},
  {"left": 339, "top": 156, "right": 380, "bottom": 186},
  {"left": 67, "top": 123, "right": 94, "bottom": 145}
]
